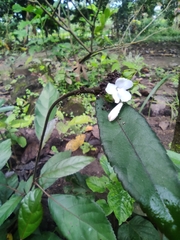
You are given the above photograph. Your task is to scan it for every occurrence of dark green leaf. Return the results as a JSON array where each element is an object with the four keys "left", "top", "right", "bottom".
[
  {"left": 0, "top": 195, "right": 22, "bottom": 226},
  {"left": 6, "top": 173, "right": 19, "bottom": 199},
  {"left": 0, "top": 139, "right": 11, "bottom": 170},
  {"left": 0, "top": 172, "right": 7, "bottom": 204},
  {"left": 96, "top": 98, "right": 180, "bottom": 239},
  {"left": 39, "top": 155, "right": 94, "bottom": 190},
  {"left": 28, "top": 231, "right": 62, "bottom": 240},
  {"left": 18, "top": 188, "right": 43, "bottom": 239},
  {"left": 117, "top": 216, "right": 160, "bottom": 240},
  {"left": 48, "top": 194, "right": 116, "bottom": 240},
  {"left": 34, "top": 82, "right": 59, "bottom": 141}
]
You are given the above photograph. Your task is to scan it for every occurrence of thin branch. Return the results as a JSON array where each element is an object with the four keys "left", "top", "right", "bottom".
[
  {"left": 33, "top": 0, "right": 91, "bottom": 53},
  {"left": 52, "top": 0, "right": 61, "bottom": 18},
  {"left": 132, "top": 0, "right": 173, "bottom": 43},
  {"left": 120, "top": 5, "right": 143, "bottom": 45},
  {"left": 70, "top": 0, "right": 93, "bottom": 27},
  {"left": 90, "top": 0, "right": 103, "bottom": 51}
]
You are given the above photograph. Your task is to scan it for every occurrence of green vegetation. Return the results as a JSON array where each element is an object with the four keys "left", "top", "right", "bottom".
[{"left": 0, "top": 0, "right": 180, "bottom": 239}]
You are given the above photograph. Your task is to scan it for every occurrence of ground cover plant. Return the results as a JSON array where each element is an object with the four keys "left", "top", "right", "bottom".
[{"left": 0, "top": 0, "right": 180, "bottom": 239}]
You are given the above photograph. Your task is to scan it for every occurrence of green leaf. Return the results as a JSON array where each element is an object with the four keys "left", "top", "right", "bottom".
[
  {"left": 107, "top": 182, "right": 134, "bottom": 225},
  {"left": 99, "top": 14, "right": 106, "bottom": 27},
  {"left": 117, "top": 216, "right": 161, "bottom": 240},
  {"left": 18, "top": 188, "right": 43, "bottom": 239},
  {"left": 122, "top": 69, "right": 136, "bottom": 79},
  {"left": 0, "top": 106, "right": 14, "bottom": 113},
  {"left": 0, "top": 139, "right": 11, "bottom": 170},
  {"left": 86, "top": 176, "right": 109, "bottom": 193},
  {"left": 96, "top": 199, "right": 112, "bottom": 216},
  {"left": 0, "top": 172, "right": 7, "bottom": 204},
  {"left": 15, "top": 136, "right": 27, "bottom": 148},
  {"left": 34, "top": 82, "right": 59, "bottom": 141},
  {"left": 39, "top": 153, "right": 94, "bottom": 190},
  {"left": 0, "top": 99, "right": 5, "bottom": 107},
  {"left": 68, "top": 115, "right": 92, "bottom": 126},
  {"left": 48, "top": 194, "right": 116, "bottom": 240},
  {"left": 111, "top": 62, "right": 120, "bottom": 72},
  {"left": 167, "top": 150, "right": 180, "bottom": 170},
  {"left": 24, "top": 176, "right": 33, "bottom": 194},
  {"left": 96, "top": 97, "right": 180, "bottom": 239},
  {"left": 104, "top": 8, "right": 111, "bottom": 20},
  {"left": 28, "top": 231, "right": 62, "bottom": 240},
  {"left": 6, "top": 173, "right": 19, "bottom": 199},
  {"left": 41, "top": 119, "right": 56, "bottom": 148},
  {"left": 12, "top": 3, "right": 25, "bottom": 12},
  {"left": 56, "top": 121, "right": 70, "bottom": 134},
  {"left": 99, "top": 154, "right": 114, "bottom": 176},
  {"left": 0, "top": 195, "right": 22, "bottom": 226},
  {"left": 10, "top": 116, "right": 34, "bottom": 128}
]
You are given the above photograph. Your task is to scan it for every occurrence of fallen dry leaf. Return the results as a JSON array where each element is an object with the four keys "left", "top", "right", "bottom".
[
  {"left": 85, "top": 125, "right": 93, "bottom": 132},
  {"left": 65, "top": 134, "right": 86, "bottom": 152},
  {"left": 159, "top": 121, "right": 169, "bottom": 131},
  {"left": 92, "top": 125, "right": 100, "bottom": 139}
]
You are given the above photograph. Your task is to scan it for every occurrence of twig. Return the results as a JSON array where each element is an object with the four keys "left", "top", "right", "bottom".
[
  {"left": 132, "top": 0, "right": 173, "bottom": 43},
  {"left": 70, "top": 0, "right": 93, "bottom": 27},
  {"left": 33, "top": 0, "right": 91, "bottom": 53}
]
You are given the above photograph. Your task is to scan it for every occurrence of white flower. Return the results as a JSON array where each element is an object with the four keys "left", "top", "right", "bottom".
[{"left": 105, "top": 78, "right": 133, "bottom": 121}]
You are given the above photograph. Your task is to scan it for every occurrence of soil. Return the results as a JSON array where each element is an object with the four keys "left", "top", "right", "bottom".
[{"left": 0, "top": 41, "right": 180, "bottom": 235}]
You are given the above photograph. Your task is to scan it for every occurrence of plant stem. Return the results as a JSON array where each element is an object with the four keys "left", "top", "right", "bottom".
[{"left": 32, "top": 86, "right": 101, "bottom": 185}]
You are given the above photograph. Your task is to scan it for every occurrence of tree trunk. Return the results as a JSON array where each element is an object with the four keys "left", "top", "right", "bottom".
[{"left": 171, "top": 73, "right": 180, "bottom": 152}]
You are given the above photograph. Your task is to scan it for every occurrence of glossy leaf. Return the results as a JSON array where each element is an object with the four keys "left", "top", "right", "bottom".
[
  {"left": 0, "top": 195, "right": 22, "bottom": 226},
  {"left": 18, "top": 188, "right": 43, "bottom": 239},
  {"left": 34, "top": 82, "right": 59, "bottom": 141},
  {"left": 117, "top": 216, "right": 160, "bottom": 240},
  {"left": 39, "top": 153, "right": 94, "bottom": 189},
  {"left": 48, "top": 194, "right": 116, "bottom": 240},
  {"left": 96, "top": 98, "right": 180, "bottom": 239},
  {"left": 0, "top": 139, "right": 11, "bottom": 170}
]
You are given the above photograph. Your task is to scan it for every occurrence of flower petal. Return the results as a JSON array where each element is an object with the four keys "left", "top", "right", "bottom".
[
  {"left": 112, "top": 92, "right": 120, "bottom": 103},
  {"left": 108, "top": 102, "right": 123, "bottom": 121},
  {"left": 117, "top": 88, "right": 132, "bottom": 102},
  {"left": 115, "top": 78, "right": 133, "bottom": 90},
  {"left": 105, "top": 83, "right": 116, "bottom": 94}
]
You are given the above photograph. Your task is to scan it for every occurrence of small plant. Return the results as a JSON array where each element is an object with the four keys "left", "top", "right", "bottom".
[
  {"left": 0, "top": 99, "right": 27, "bottom": 147},
  {"left": 121, "top": 52, "right": 146, "bottom": 79},
  {"left": 80, "top": 142, "right": 96, "bottom": 154},
  {"left": 86, "top": 155, "right": 134, "bottom": 224}
]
